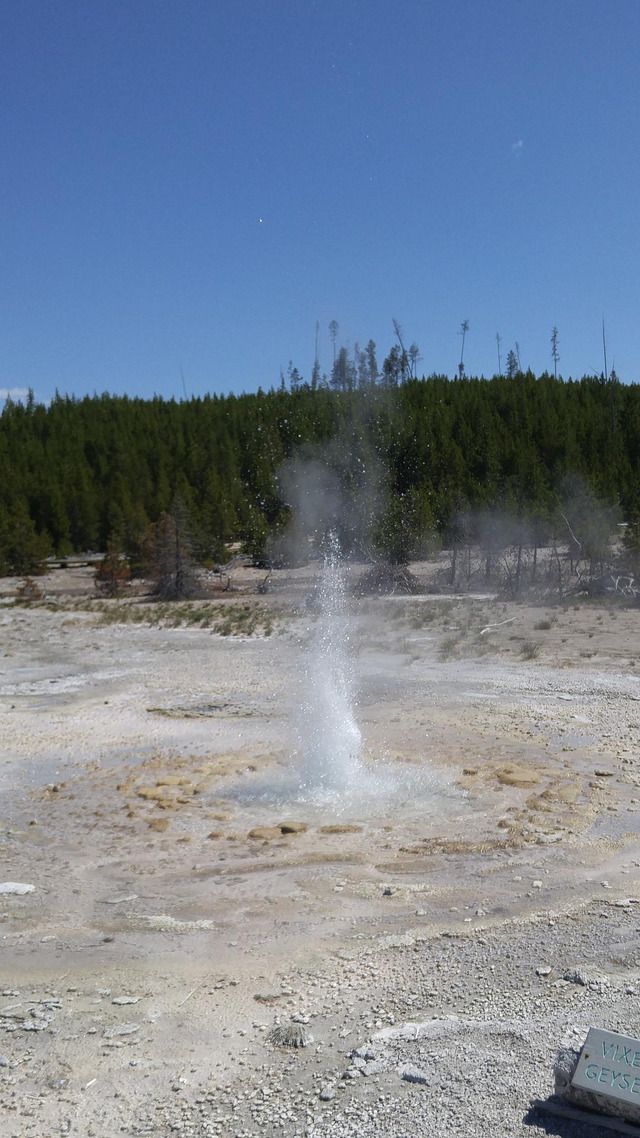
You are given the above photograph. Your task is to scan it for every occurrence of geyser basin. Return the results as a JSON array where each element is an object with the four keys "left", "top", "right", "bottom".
[
  {"left": 5, "top": 595, "right": 640, "bottom": 985},
  {"left": 217, "top": 749, "right": 465, "bottom": 822}
]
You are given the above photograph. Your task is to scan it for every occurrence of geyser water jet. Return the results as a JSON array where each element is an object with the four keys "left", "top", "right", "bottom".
[{"left": 296, "top": 531, "right": 365, "bottom": 800}]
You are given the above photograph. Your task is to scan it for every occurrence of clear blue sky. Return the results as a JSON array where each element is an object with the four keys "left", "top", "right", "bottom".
[{"left": 2, "top": 0, "right": 639, "bottom": 403}]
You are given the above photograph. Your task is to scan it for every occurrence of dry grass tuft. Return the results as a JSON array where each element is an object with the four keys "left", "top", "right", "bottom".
[{"left": 267, "top": 1021, "right": 313, "bottom": 1048}]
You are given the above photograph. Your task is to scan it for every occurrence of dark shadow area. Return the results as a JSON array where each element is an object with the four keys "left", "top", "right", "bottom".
[{"left": 525, "top": 1099, "right": 640, "bottom": 1137}]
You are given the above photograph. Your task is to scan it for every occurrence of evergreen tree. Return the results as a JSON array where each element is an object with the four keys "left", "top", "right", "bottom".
[
  {"left": 330, "top": 347, "right": 355, "bottom": 391},
  {"left": 328, "top": 320, "right": 339, "bottom": 364},
  {"left": 506, "top": 349, "right": 519, "bottom": 378},
  {"left": 381, "top": 345, "right": 403, "bottom": 386},
  {"left": 1, "top": 501, "right": 49, "bottom": 575},
  {"left": 365, "top": 339, "right": 379, "bottom": 385}
]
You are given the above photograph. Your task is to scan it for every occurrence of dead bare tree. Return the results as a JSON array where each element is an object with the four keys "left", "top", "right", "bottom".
[
  {"left": 149, "top": 495, "right": 199, "bottom": 600},
  {"left": 551, "top": 326, "right": 560, "bottom": 379},
  {"left": 458, "top": 319, "right": 470, "bottom": 379}
]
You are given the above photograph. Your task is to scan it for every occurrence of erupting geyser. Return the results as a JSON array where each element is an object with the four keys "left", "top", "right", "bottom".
[
  {"left": 225, "top": 515, "right": 454, "bottom": 820},
  {"left": 296, "top": 531, "right": 365, "bottom": 800}
]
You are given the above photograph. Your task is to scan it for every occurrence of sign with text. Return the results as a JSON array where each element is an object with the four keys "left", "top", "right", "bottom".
[{"left": 572, "top": 1027, "right": 640, "bottom": 1106}]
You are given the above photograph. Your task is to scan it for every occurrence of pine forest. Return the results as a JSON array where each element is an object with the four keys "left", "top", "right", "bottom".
[{"left": 1, "top": 370, "right": 639, "bottom": 581}]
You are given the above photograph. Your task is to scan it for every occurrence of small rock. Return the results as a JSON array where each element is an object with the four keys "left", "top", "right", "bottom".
[
  {"left": 400, "top": 1064, "right": 431, "bottom": 1085},
  {"left": 104, "top": 1024, "right": 140, "bottom": 1038},
  {"left": 112, "top": 997, "right": 139, "bottom": 1006},
  {"left": 277, "top": 822, "right": 308, "bottom": 834},
  {"left": 536, "top": 967, "right": 552, "bottom": 977},
  {"left": 101, "top": 894, "right": 138, "bottom": 905},
  {"left": 343, "top": 1066, "right": 362, "bottom": 1079},
  {"left": 362, "top": 1060, "right": 387, "bottom": 1076},
  {"left": 352, "top": 1046, "right": 377, "bottom": 1061},
  {"left": 0, "top": 883, "right": 35, "bottom": 895},
  {"left": 563, "top": 968, "right": 610, "bottom": 991},
  {"left": 319, "top": 1085, "right": 336, "bottom": 1101},
  {"left": 248, "top": 827, "right": 282, "bottom": 840}
]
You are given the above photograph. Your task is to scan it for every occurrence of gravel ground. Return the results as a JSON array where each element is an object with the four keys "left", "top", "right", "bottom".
[
  {"left": 129, "top": 898, "right": 640, "bottom": 1137},
  {"left": 2, "top": 577, "right": 640, "bottom": 1137}
]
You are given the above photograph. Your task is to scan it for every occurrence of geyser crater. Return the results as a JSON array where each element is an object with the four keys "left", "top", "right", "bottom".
[{"left": 220, "top": 534, "right": 465, "bottom": 825}]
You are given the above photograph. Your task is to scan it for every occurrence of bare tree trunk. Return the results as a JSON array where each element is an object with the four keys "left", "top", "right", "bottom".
[
  {"left": 515, "top": 541, "right": 523, "bottom": 597},
  {"left": 553, "top": 540, "right": 564, "bottom": 602}
]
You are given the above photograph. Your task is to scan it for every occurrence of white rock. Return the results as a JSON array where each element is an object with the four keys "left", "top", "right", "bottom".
[
  {"left": 319, "top": 1085, "right": 336, "bottom": 1101},
  {"left": 400, "top": 1064, "right": 431, "bottom": 1085},
  {"left": 363, "top": 1060, "right": 387, "bottom": 1076},
  {"left": 0, "top": 883, "right": 35, "bottom": 895},
  {"left": 563, "top": 968, "right": 610, "bottom": 991},
  {"left": 352, "top": 1046, "right": 377, "bottom": 1060}
]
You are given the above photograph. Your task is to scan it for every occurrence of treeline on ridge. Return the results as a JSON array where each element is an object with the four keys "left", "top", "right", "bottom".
[{"left": 1, "top": 371, "right": 639, "bottom": 576}]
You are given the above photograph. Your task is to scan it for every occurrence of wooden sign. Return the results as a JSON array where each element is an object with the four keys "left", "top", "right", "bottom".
[{"left": 572, "top": 1027, "right": 640, "bottom": 1106}]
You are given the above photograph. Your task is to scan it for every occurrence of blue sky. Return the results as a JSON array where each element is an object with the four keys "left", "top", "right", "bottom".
[{"left": 1, "top": 0, "right": 639, "bottom": 403}]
